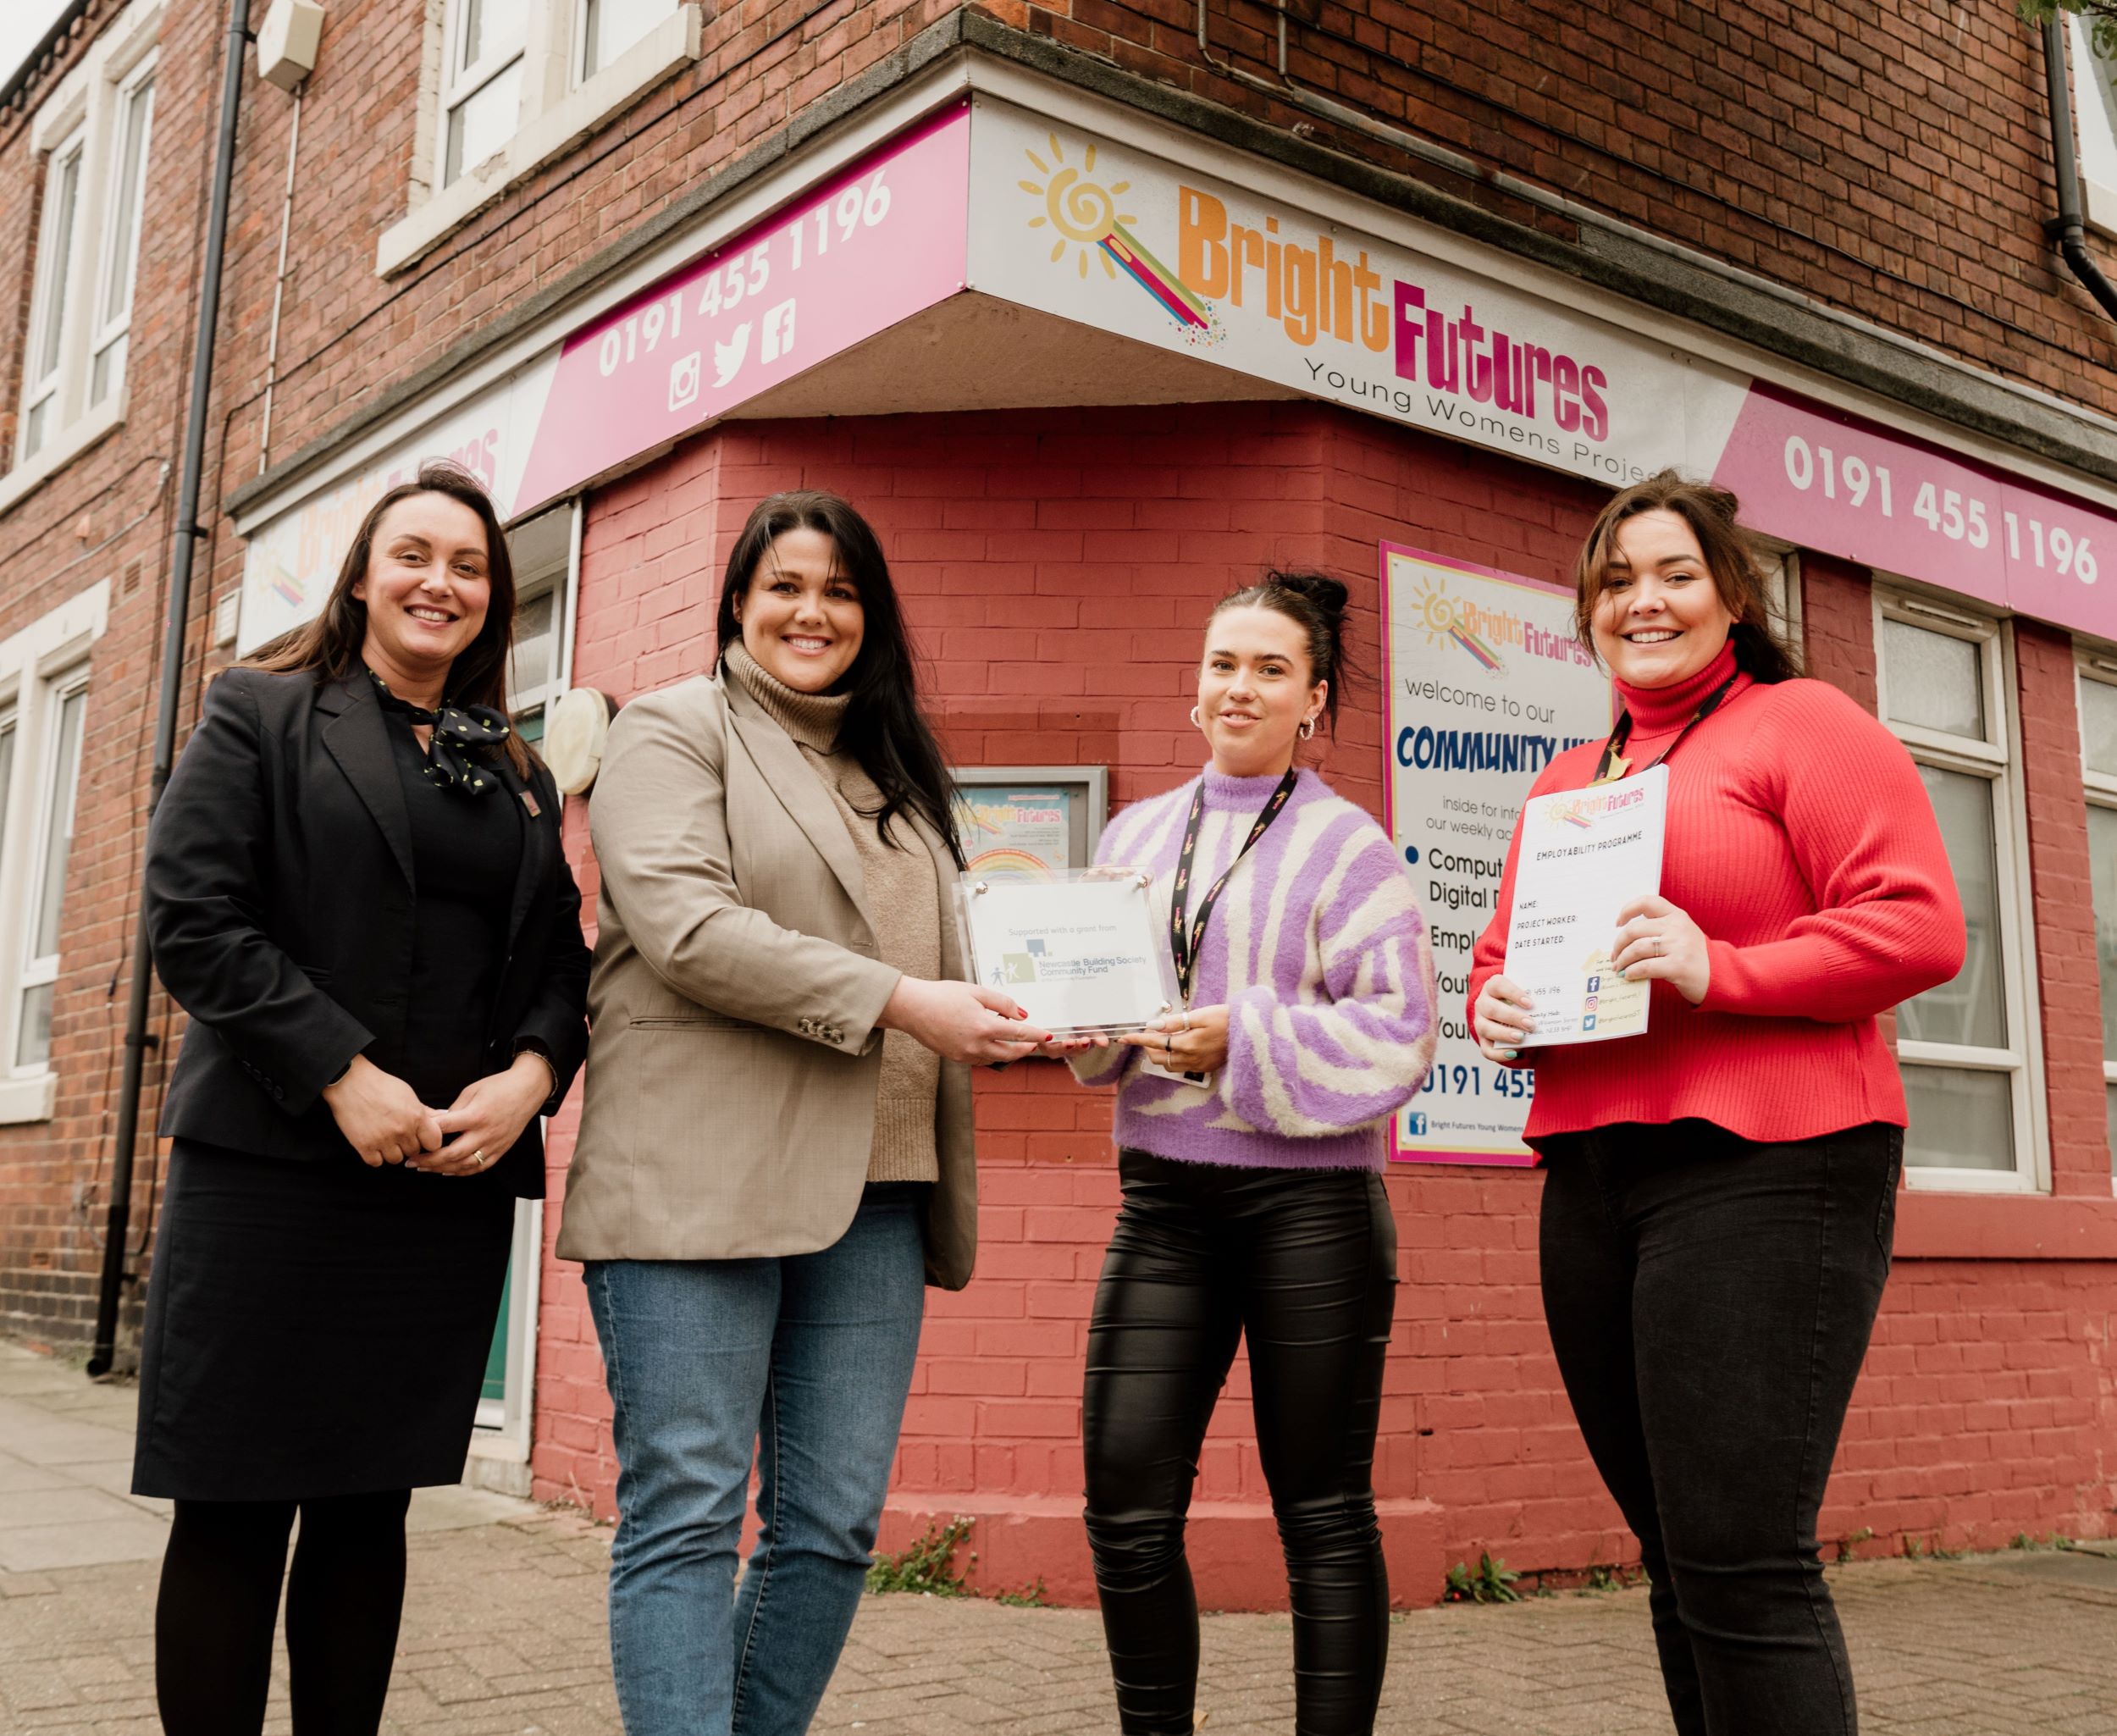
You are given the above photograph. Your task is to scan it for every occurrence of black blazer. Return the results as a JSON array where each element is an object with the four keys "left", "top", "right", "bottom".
[{"left": 146, "top": 666, "right": 590, "bottom": 1195}]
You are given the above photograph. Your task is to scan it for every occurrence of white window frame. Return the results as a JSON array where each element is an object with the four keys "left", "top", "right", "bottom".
[
  {"left": 2070, "top": 17, "right": 2117, "bottom": 242},
  {"left": 1874, "top": 588, "right": 2048, "bottom": 1194},
  {"left": 14, "top": 675, "right": 90, "bottom": 1080},
  {"left": 2074, "top": 648, "right": 2117, "bottom": 1195},
  {"left": 86, "top": 58, "right": 155, "bottom": 414},
  {"left": 440, "top": 0, "right": 531, "bottom": 189},
  {"left": 3, "top": 0, "right": 165, "bottom": 509},
  {"left": 379, "top": 0, "right": 702, "bottom": 277},
  {"left": 467, "top": 1198, "right": 544, "bottom": 1483},
  {"left": 0, "top": 581, "right": 111, "bottom": 1124},
  {"left": 19, "top": 128, "right": 86, "bottom": 469},
  {"left": 467, "top": 498, "right": 580, "bottom": 1485},
  {"left": 503, "top": 500, "right": 581, "bottom": 734}
]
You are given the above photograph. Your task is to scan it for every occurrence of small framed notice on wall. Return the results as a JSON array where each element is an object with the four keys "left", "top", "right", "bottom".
[{"left": 951, "top": 766, "right": 1108, "bottom": 879}]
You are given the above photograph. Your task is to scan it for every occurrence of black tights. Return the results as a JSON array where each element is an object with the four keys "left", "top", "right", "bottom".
[
  {"left": 155, "top": 1489, "right": 412, "bottom": 1736},
  {"left": 1082, "top": 1150, "right": 1397, "bottom": 1736}
]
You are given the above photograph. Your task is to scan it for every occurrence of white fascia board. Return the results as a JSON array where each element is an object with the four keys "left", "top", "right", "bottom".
[
  {"left": 240, "top": 57, "right": 975, "bottom": 535},
  {"left": 962, "top": 61, "right": 2117, "bottom": 517}
]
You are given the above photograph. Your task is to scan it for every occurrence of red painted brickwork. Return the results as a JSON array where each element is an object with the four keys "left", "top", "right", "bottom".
[
  {"left": 528, "top": 400, "right": 2117, "bottom": 1601},
  {"left": 1799, "top": 550, "right": 1879, "bottom": 712}
]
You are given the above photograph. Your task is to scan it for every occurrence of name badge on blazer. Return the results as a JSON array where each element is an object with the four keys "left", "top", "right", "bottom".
[{"left": 521, "top": 790, "right": 542, "bottom": 818}]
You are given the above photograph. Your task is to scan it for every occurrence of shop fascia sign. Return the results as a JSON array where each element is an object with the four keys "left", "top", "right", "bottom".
[{"left": 239, "top": 91, "right": 2117, "bottom": 654}]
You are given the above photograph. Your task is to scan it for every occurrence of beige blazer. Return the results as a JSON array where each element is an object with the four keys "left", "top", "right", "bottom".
[{"left": 556, "top": 672, "right": 976, "bottom": 1288}]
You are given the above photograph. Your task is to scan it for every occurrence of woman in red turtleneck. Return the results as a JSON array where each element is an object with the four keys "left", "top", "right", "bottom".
[{"left": 1468, "top": 473, "right": 1963, "bottom": 1736}]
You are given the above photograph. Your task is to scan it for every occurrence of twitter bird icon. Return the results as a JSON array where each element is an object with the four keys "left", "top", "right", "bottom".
[{"left": 713, "top": 323, "right": 752, "bottom": 388}]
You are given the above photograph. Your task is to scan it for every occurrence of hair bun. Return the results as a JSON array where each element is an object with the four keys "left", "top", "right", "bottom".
[{"left": 1266, "top": 571, "right": 1349, "bottom": 618}]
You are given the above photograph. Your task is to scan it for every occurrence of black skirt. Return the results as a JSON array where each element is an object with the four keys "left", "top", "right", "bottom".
[{"left": 132, "top": 1138, "right": 516, "bottom": 1501}]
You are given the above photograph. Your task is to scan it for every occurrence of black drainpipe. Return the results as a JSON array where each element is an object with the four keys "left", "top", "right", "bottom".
[
  {"left": 2043, "top": 16, "right": 2117, "bottom": 323},
  {"left": 87, "top": 0, "right": 252, "bottom": 1377}
]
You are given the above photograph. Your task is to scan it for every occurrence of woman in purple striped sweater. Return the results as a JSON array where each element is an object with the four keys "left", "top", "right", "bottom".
[{"left": 1049, "top": 575, "right": 1439, "bottom": 1735}]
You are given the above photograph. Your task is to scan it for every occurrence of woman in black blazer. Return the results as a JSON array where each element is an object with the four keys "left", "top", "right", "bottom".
[{"left": 133, "top": 461, "right": 589, "bottom": 1736}]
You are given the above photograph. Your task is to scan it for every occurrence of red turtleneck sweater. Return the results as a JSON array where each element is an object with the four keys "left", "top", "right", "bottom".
[{"left": 1467, "top": 642, "right": 1966, "bottom": 1147}]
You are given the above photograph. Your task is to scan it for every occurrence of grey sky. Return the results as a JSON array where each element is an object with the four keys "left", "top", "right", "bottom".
[{"left": 0, "top": 0, "right": 79, "bottom": 96}]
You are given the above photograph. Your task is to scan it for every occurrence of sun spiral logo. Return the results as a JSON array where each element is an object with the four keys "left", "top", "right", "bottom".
[
  {"left": 1016, "top": 132, "right": 1222, "bottom": 340},
  {"left": 1413, "top": 578, "right": 1507, "bottom": 674},
  {"left": 1020, "top": 135, "right": 1133, "bottom": 279}
]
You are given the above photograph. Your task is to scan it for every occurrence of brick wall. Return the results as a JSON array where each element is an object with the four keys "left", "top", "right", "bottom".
[
  {"left": 203, "top": 0, "right": 2117, "bottom": 551},
  {"left": 529, "top": 398, "right": 2117, "bottom": 1601},
  {"left": 0, "top": 0, "right": 235, "bottom": 1345}
]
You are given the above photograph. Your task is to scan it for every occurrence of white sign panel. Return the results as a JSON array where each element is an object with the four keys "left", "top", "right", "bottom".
[
  {"left": 1379, "top": 544, "right": 1611, "bottom": 1164},
  {"left": 969, "top": 100, "right": 1749, "bottom": 493},
  {"left": 236, "top": 355, "right": 556, "bottom": 655},
  {"left": 1506, "top": 765, "right": 1667, "bottom": 1046}
]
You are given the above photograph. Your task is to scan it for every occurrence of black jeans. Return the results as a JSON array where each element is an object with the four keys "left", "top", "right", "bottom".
[
  {"left": 155, "top": 1490, "right": 413, "bottom": 1735},
  {"left": 1082, "top": 1150, "right": 1398, "bottom": 1736},
  {"left": 1538, "top": 1120, "right": 1901, "bottom": 1736}
]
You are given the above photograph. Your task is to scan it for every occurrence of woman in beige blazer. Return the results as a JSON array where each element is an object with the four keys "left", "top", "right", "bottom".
[{"left": 561, "top": 490, "right": 1042, "bottom": 1736}]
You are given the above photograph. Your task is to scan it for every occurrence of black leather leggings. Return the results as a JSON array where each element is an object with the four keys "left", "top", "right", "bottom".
[{"left": 1082, "top": 1149, "right": 1397, "bottom": 1736}]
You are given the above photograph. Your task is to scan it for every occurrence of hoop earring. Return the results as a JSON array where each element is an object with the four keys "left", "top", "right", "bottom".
[
  {"left": 1189, "top": 705, "right": 1203, "bottom": 729},
  {"left": 1299, "top": 716, "right": 1317, "bottom": 740}
]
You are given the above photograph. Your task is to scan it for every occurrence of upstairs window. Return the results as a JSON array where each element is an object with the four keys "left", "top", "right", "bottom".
[
  {"left": 444, "top": 0, "right": 530, "bottom": 185},
  {"left": 439, "top": 0, "right": 679, "bottom": 186},
  {"left": 19, "top": 133, "right": 85, "bottom": 465},
  {"left": 580, "top": 0, "right": 678, "bottom": 78},
  {"left": 8, "top": 1, "right": 162, "bottom": 489},
  {"left": 380, "top": 0, "right": 698, "bottom": 274}
]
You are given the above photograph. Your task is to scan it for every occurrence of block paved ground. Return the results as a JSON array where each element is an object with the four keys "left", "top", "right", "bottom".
[{"left": 2, "top": 1342, "right": 2113, "bottom": 1733}]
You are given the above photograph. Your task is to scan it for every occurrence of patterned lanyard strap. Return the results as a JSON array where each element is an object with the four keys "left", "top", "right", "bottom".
[
  {"left": 1590, "top": 676, "right": 1738, "bottom": 786},
  {"left": 1169, "top": 768, "right": 1300, "bottom": 1003}
]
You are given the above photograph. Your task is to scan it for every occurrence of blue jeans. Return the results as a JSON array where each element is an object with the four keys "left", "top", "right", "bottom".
[{"left": 585, "top": 1184, "right": 929, "bottom": 1736}]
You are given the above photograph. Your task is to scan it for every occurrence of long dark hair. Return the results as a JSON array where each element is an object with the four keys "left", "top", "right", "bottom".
[
  {"left": 1208, "top": 569, "right": 1355, "bottom": 733},
  {"left": 242, "top": 460, "right": 531, "bottom": 775},
  {"left": 1573, "top": 471, "right": 1802, "bottom": 684},
  {"left": 715, "top": 490, "right": 962, "bottom": 866}
]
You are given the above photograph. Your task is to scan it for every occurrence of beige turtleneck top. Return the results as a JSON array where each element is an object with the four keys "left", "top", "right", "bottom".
[{"left": 724, "top": 642, "right": 941, "bottom": 1185}]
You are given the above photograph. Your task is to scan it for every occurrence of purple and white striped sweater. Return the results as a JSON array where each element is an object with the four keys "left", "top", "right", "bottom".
[{"left": 1070, "top": 766, "right": 1439, "bottom": 1170}]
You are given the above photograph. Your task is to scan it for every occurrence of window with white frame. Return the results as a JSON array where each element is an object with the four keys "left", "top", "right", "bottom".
[
  {"left": 471, "top": 500, "right": 578, "bottom": 1482},
  {"left": 15, "top": 679, "right": 86, "bottom": 1073},
  {"left": 0, "top": 580, "right": 110, "bottom": 1122},
  {"left": 89, "top": 67, "right": 154, "bottom": 410},
  {"left": 504, "top": 502, "right": 577, "bottom": 742},
  {"left": 9, "top": 2, "right": 160, "bottom": 483},
  {"left": 381, "top": 0, "right": 698, "bottom": 274},
  {"left": 439, "top": 0, "right": 678, "bottom": 186},
  {"left": 2071, "top": 18, "right": 2117, "bottom": 240},
  {"left": 2076, "top": 655, "right": 2117, "bottom": 1184},
  {"left": 19, "top": 130, "right": 85, "bottom": 466},
  {"left": 579, "top": 0, "right": 680, "bottom": 77},
  {"left": 1875, "top": 594, "right": 2042, "bottom": 1188}
]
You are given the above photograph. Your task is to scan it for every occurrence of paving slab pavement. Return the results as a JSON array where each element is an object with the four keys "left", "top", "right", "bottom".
[{"left": 2, "top": 1342, "right": 2113, "bottom": 1733}]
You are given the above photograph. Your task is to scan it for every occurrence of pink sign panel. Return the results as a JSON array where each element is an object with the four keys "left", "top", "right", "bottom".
[
  {"left": 512, "top": 106, "right": 971, "bottom": 509},
  {"left": 1713, "top": 382, "right": 2117, "bottom": 634}
]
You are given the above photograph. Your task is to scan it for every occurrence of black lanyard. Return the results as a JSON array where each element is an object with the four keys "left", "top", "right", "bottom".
[
  {"left": 1169, "top": 768, "right": 1299, "bottom": 1003},
  {"left": 1590, "top": 676, "right": 1738, "bottom": 785}
]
